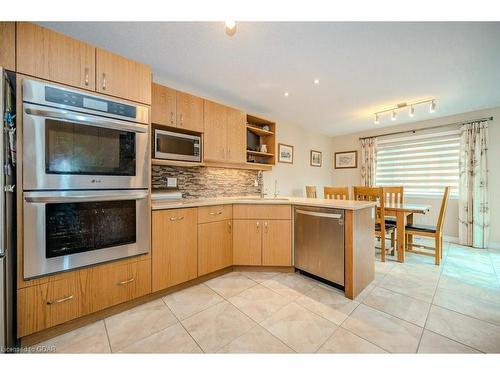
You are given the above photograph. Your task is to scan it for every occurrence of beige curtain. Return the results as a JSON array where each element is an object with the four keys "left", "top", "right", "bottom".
[
  {"left": 360, "top": 137, "right": 377, "bottom": 186},
  {"left": 459, "top": 121, "right": 489, "bottom": 248}
]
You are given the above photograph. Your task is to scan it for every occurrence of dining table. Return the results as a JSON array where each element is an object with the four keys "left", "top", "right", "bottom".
[{"left": 382, "top": 202, "right": 432, "bottom": 262}]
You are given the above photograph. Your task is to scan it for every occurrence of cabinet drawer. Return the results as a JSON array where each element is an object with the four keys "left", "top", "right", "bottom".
[
  {"left": 89, "top": 259, "right": 151, "bottom": 313},
  {"left": 198, "top": 205, "right": 232, "bottom": 224},
  {"left": 17, "top": 272, "right": 89, "bottom": 337},
  {"left": 233, "top": 204, "right": 291, "bottom": 220}
]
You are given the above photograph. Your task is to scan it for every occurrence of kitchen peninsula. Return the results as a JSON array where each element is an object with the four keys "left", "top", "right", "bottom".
[{"left": 151, "top": 196, "right": 376, "bottom": 299}]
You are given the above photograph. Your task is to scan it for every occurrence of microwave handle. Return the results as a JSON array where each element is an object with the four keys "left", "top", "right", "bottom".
[
  {"left": 24, "top": 104, "right": 148, "bottom": 134},
  {"left": 25, "top": 190, "right": 149, "bottom": 203}
]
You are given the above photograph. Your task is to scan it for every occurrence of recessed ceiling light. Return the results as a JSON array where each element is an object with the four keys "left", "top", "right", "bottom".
[
  {"left": 313, "top": 79, "right": 320, "bottom": 84},
  {"left": 225, "top": 21, "right": 236, "bottom": 36},
  {"left": 284, "top": 92, "right": 289, "bottom": 97}
]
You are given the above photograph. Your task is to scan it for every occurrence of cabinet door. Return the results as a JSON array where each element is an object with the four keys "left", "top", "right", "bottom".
[
  {"left": 152, "top": 208, "right": 198, "bottom": 291},
  {"left": 16, "top": 22, "right": 95, "bottom": 90},
  {"left": 88, "top": 259, "right": 151, "bottom": 313},
  {"left": 198, "top": 219, "right": 232, "bottom": 276},
  {"left": 0, "top": 22, "right": 16, "bottom": 71},
  {"left": 203, "top": 100, "right": 227, "bottom": 161},
  {"left": 232, "top": 219, "right": 262, "bottom": 265},
  {"left": 96, "top": 48, "right": 151, "bottom": 104},
  {"left": 226, "top": 108, "right": 246, "bottom": 163},
  {"left": 152, "top": 83, "right": 176, "bottom": 126},
  {"left": 262, "top": 220, "right": 292, "bottom": 266},
  {"left": 177, "top": 91, "right": 204, "bottom": 132}
]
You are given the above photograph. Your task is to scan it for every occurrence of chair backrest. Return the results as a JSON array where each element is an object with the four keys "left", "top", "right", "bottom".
[
  {"left": 353, "top": 186, "right": 386, "bottom": 226},
  {"left": 324, "top": 186, "right": 349, "bottom": 200},
  {"left": 305, "top": 185, "right": 317, "bottom": 198},
  {"left": 383, "top": 186, "right": 404, "bottom": 205},
  {"left": 436, "top": 186, "right": 450, "bottom": 234}
]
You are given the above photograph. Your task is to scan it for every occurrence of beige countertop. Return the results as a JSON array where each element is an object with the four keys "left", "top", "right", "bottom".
[{"left": 151, "top": 195, "right": 377, "bottom": 211}]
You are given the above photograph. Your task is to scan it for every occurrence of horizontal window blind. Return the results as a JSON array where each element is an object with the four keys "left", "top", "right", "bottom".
[{"left": 375, "top": 130, "right": 460, "bottom": 197}]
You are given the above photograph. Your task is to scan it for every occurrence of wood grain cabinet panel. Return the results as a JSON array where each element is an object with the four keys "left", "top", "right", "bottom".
[
  {"left": 152, "top": 208, "right": 198, "bottom": 291},
  {"left": 233, "top": 204, "right": 292, "bottom": 220},
  {"left": 88, "top": 259, "right": 151, "bottom": 313},
  {"left": 232, "top": 219, "right": 262, "bottom": 265},
  {"left": 198, "top": 219, "right": 233, "bottom": 276},
  {"left": 197, "top": 204, "right": 232, "bottom": 224},
  {"left": 176, "top": 91, "right": 204, "bottom": 132},
  {"left": 96, "top": 48, "right": 151, "bottom": 104},
  {"left": 203, "top": 100, "right": 228, "bottom": 161},
  {"left": 152, "top": 83, "right": 176, "bottom": 126},
  {"left": 0, "top": 22, "right": 16, "bottom": 71},
  {"left": 16, "top": 22, "right": 96, "bottom": 90},
  {"left": 17, "top": 272, "right": 89, "bottom": 337},
  {"left": 262, "top": 220, "right": 292, "bottom": 266},
  {"left": 226, "top": 108, "right": 246, "bottom": 163}
]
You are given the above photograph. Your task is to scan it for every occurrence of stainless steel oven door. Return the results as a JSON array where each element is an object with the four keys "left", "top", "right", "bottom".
[
  {"left": 23, "top": 103, "right": 149, "bottom": 190},
  {"left": 23, "top": 190, "right": 150, "bottom": 279}
]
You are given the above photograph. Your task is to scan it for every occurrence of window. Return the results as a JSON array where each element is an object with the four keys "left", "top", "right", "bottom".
[{"left": 375, "top": 130, "right": 460, "bottom": 197}]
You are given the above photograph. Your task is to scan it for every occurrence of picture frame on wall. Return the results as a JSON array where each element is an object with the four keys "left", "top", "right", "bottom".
[
  {"left": 310, "top": 150, "right": 322, "bottom": 167},
  {"left": 334, "top": 150, "right": 358, "bottom": 169},
  {"left": 278, "top": 143, "right": 294, "bottom": 164}
]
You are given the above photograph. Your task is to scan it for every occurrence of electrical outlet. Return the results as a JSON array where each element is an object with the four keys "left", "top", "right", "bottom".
[{"left": 166, "top": 177, "right": 177, "bottom": 188}]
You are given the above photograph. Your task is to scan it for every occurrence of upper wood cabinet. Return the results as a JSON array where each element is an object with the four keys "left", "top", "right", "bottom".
[
  {"left": 152, "top": 83, "right": 177, "bottom": 126},
  {"left": 152, "top": 208, "right": 198, "bottom": 292},
  {"left": 0, "top": 22, "right": 16, "bottom": 71},
  {"left": 204, "top": 101, "right": 246, "bottom": 163},
  {"left": 96, "top": 48, "right": 151, "bottom": 104},
  {"left": 176, "top": 91, "right": 204, "bottom": 132},
  {"left": 17, "top": 22, "right": 96, "bottom": 91}
]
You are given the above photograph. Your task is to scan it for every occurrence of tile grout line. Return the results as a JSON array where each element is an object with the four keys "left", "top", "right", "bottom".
[{"left": 102, "top": 319, "right": 114, "bottom": 353}]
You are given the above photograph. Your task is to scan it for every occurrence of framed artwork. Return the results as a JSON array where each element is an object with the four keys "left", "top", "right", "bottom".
[
  {"left": 310, "top": 150, "right": 322, "bottom": 167},
  {"left": 334, "top": 150, "right": 358, "bottom": 169},
  {"left": 278, "top": 143, "right": 294, "bottom": 164}
]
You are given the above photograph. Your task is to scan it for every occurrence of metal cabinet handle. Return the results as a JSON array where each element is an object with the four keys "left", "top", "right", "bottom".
[
  {"left": 264, "top": 221, "right": 268, "bottom": 233},
  {"left": 179, "top": 113, "right": 183, "bottom": 126},
  {"left": 256, "top": 221, "right": 260, "bottom": 232},
  {"left": 102, "top": 73, "right": 107, "bottom": 90},
  {"left": 117, "top": 277, "right": 135, "bottom": 286},
  {"left": 46, "top": 295, "right": 74, "bottom": 305},
  {"left": 170, "top": 111, "right": 174, "bottom": 124},
  {"left": 84, "top": 68, "right": 89, "bottom": 86},
  {"left": 170, "top": 216, "right": 184, "bottom": 221},
  {"left": 228, "top": 221, "right": 232, "bottom": 233},
  {"left": 209, "top": 211, "right": 222, "bottom": 216}
]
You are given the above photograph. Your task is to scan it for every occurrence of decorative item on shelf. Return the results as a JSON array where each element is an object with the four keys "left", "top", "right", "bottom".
[
  {"left": 262, "top": 125, "right": 270, "bottom": 131},
  {"left": 310, "top": 150, "right": 322, "bottom": 167},
  {"left": 247, "top": 154, "right": 256, "bottom": 163},
  {"left": 278, "top": 143, "right": 294, "bottom": 164},
  {"left": 334, "top": 151, "right": 357, "bottom": 169},
  {"left": 260, "top": 144, "right": 268, "bottom": 153}
]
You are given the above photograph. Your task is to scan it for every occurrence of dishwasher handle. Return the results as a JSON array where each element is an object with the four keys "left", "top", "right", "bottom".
[{"left": 296, "top": 209, "right": 343, "bottom": 220}]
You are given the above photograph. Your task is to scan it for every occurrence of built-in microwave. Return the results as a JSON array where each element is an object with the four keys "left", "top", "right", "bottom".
[{"left": 154, "top": 129, "right": 201, "bottom": 162}]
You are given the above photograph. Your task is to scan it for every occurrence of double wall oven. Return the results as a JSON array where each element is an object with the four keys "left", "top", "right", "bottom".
[{"left": 22, "top": 79, "right": 150, "bottom": 279}]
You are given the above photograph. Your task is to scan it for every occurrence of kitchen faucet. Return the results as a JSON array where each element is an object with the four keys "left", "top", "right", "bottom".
[{"left": 274, "top": 179, "right": 279, "bottom": 198}]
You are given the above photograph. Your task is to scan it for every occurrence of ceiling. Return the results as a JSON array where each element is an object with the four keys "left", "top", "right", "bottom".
[{"left": 39, "top": 22, "right": 500, "bottom": 136}]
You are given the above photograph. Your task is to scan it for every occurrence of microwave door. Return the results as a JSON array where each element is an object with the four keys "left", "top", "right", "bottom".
[{"left": 155, "top": 130, "right": 201, "bottom": 162}]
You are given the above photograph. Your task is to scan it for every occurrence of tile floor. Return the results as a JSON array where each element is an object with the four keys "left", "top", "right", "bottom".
[{"left": 32, "top": 242, "right": 500, "bottom": 353}]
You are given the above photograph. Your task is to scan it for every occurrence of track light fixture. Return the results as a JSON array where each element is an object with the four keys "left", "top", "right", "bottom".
[{"left": 373, "top": 98, "right": 436, "bottom": 124}]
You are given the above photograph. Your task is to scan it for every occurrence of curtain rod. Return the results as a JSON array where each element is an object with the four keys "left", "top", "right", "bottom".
[{"left": 359, "top": 116, "right": 493, "bottom": 141}]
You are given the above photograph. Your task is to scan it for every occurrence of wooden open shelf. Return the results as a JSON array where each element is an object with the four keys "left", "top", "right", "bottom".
[
  {"left": 246, "top": 114, "right": 276, "bottom": 166},
  {"left": 246, "top": 125, "right": 275, "bottom": 137},
  {"left": 246, "top": 150, "right": 274, "bottom": 157}
]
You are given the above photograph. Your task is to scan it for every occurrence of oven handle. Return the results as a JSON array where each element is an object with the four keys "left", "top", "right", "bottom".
[
  {"left": 24, "top": 104, "right": 149, "bottom": 134},
  {"left": 24, "top": 190, "right": 149, "bottom": 203}
]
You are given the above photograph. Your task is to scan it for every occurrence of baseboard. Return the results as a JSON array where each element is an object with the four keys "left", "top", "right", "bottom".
[
  {"left": 443, "top": 235, "right": 459, "bottom": 244},
  {"left": 489, "top": 242, "right": 500, "bottom": 250}
]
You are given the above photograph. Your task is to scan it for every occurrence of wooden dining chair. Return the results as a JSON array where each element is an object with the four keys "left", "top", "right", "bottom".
[
  {"left": 353, "top": 186, "right": 396, "bottom": 262},
  {"left": 305, "top": 185, "right": 318, "bottom": 198},
  {"left": 382, "top": 186, "right": 404, "bottom": 254},
  {"left": 405, "top": 187, "right": 450, "bottom": 265},
  {"left": 324, "top": 186, "right": 349, "bottom": 200}
]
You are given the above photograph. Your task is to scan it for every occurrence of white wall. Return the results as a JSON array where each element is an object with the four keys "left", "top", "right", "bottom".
[
  {"left": 330, "top": 106, "right": 500, "bottom": 244},
  {"left": 263, "top": 122, "right": 334, "bottom": 198}
]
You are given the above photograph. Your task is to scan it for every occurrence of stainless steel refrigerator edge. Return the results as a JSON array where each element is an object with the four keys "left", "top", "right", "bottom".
[
  {"left": 294, "top": 206, "right": 344, "bottom": 287},
  {"left": 0, "top": 67, "right": 17, "bottom": 352}
]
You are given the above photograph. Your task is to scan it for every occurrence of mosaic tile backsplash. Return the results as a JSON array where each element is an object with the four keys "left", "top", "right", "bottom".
[{"left": 152, "top": 165, "right": 263, "bottom": 199}]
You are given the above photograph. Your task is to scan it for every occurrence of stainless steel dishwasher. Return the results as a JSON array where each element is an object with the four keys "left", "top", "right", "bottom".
[{"left": 294, "top": 206, "right": 345, "bottom": 287}]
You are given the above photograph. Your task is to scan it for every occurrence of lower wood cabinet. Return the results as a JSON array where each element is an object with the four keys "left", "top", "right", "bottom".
[
  {"left": 233, "top": 219, "right": 292, "bottom": 266},
  {"left": 198, "top": 219, "right": 232, "bottom": 276},
  {"left": 88, "top": 259, "right": 151, "bottom": 312},
  {"left": 152, "top": 208, "right": 198, "bottom": 292}
]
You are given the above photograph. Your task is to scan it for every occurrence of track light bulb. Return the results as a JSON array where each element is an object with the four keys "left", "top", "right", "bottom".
[
  {"left": 225, "top": 21, "right": 236, "bottom": 36},
  {"left": 374, "top": 114, "right": 379, "bottom": 124},
  {"left": 430, "top": 100, "right": 436, "bottom": 113},
  {"left": 391, "top": 110, "right": 397, "bottom": 121}
]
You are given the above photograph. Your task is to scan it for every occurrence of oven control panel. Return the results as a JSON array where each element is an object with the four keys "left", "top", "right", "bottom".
[{"left": 45, "top": 86, "right": 137, "bottom": 119}]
